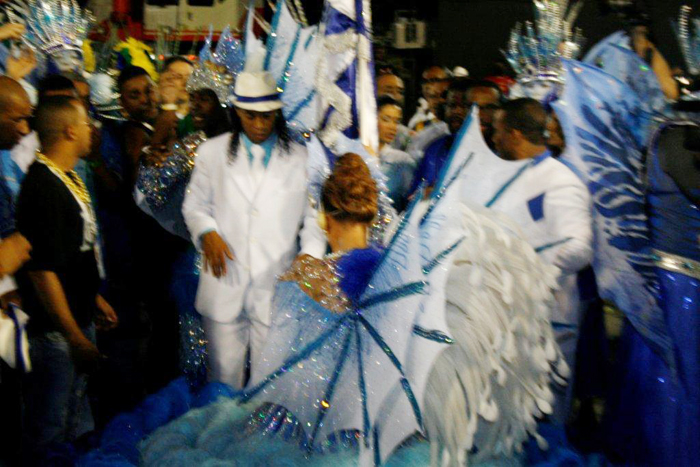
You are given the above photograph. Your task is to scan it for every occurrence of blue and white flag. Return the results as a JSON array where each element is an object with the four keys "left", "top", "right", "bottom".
[
  {"left": 316, "top": 0, "right": 378, "bottom": 152},
  {"left": 554, "top": 59, "right": 674, "bottom": 367},
  {"left": 264, "top": 0, "right": 321, "bottom": 142}
]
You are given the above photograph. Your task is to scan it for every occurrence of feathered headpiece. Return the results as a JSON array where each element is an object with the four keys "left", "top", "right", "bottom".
[
  {"left": 4, "top": 0, "right": 92, "bottom": 72},
  {"left": 186, "top": 26, "right": 243, "bottom": 106},
  {"left": 504, "top": 0, "right": 584, "bottom": 99}
]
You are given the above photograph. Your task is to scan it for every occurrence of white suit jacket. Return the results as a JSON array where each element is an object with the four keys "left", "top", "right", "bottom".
[
  {"left": 459, "top": 150, "right": 593, "bottom": 326},
  {"left": 183, "top": 132, "right": 326, "bottom": 324}
]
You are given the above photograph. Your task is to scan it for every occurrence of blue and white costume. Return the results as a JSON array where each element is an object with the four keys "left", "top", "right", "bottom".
[
  {"left": 604, "top": 120, "right": 700, "bottom": 466},
  {"left": 136, "top": 113, "right": 566, "bottom": 467},
  {"left": 455, "top": 111, "right": 591, "bottom": 423},
  {"left": 555, "top": 6, "right": 700, "bottom": 464}
]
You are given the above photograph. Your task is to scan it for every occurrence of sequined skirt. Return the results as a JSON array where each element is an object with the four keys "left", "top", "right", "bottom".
[{"left": 605, "top": 265, "right": 700, "bottom": 466}]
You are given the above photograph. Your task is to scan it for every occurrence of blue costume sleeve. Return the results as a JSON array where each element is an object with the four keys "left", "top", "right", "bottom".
[{"left": 408, "top": 135, "right": 453, "bottom": 196}]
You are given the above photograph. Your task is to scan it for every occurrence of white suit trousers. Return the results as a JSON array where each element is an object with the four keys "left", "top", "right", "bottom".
[{"left": 202, "top": 290, "right": 271, "bottom": 390}]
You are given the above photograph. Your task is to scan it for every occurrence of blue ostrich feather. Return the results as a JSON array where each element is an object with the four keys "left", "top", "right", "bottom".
[{"left": 335, "top": 247, "right": 383, "bottom": 303}]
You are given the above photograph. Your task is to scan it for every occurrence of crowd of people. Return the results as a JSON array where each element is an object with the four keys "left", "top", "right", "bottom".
[{"left": 0, "top": 0, "right": 698, "bottom": 465}]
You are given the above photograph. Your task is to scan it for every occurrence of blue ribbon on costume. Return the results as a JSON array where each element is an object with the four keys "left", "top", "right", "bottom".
[
  {"left": 485, "top": 150, "right": 551, "bottom": 209},
  {"left": 324, "top": 7, "right": 357, "bottom": 35},
  {"left": 6, "top": 304, "right": 27, "bottom": 373},
  {"left": 233, "top": 93, "right": 282, "bottom": 103},
  {"left": 412, "top": 325, "right": 454, "bottom": 344}
]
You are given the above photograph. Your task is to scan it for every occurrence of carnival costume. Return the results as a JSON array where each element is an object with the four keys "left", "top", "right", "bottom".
[
  {"left": 583, "top": 32, "right": 669, "bottom": 116},
  {"left": 445, "top": 0, "right": 594, "bottom": 424},
  {"left": 552, "top": 6, "right": 700, "bottom": 460},
  {"left": 132, "top": 109, "right": 567, "bottom": 467},
  {"left": 504, "top": 0, "right": 584, "bottom": 102}
]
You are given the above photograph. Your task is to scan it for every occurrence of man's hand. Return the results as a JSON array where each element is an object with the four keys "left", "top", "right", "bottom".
[
  {"left": 69, "top": 335, "right": 101, "bottom": 372},
  {"left": 201, "top": 231, "right": 234, "bottom": 278},
  {"left": 0, "top": 23, "right": 25, "bottom": 41},
  {"left": 5, "top": 48, "right": 37, "bottom": 81},
  {"left": 0, "top": 233, "right": 31, "bottom": 277},
  {"left": 95, "top": 294, "right": 118, "bottom": 331}
]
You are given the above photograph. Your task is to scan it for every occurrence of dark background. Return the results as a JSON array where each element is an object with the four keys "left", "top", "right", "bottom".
[
  {"left": 367, "top": 0, "right": 690, "bottom": 116},
  {"left": 429, "top": 0, "right": 687, "bottom": 77}
]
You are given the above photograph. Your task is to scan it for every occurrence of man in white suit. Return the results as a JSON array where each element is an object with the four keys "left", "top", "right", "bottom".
[
  {"left": 183, "top": 71, "right": 326, "bottom": 389},
  {"left": 459, "top": 98, "right": 593, "bottom": 424}
]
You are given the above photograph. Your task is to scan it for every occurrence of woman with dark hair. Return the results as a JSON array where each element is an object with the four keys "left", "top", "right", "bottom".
[
  {"left": 134, "top": 83, "right": 232, "bottom": 386},
  {"left": 376, "top": 95, "right": 416, "bottom": 212},
  {"left": 187, "top": 88, "right": 231, "bottom": 139},
  {"left": 136, "top": 87, "right": 231, "bottom": 240}
]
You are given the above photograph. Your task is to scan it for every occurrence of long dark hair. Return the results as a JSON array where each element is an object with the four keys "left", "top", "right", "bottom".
[
  {"left": 193, "top": 89, "right": 231, "bottom": 138},
  {"left": 227, "top": 108, "right": 292, "bottom": 162}
]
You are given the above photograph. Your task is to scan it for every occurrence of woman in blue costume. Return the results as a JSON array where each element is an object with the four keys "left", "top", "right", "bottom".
[
  {"left": 135, "top": 79, "right": 231, "bottom": 386},
  {"left": 551, "top": 7, "right": 700, "bottom": 457},
  {"left": 126, "top": 102, "right": 570, "bottom": 465},
  {"left": 588, "top": 7, "right": 700, "bottom": 464},
  {"left": 80, "top": 114, "right": 569, "bottom": 465},
  {"left": 604, "top": 102, "right": 700, "bottom": 466}
]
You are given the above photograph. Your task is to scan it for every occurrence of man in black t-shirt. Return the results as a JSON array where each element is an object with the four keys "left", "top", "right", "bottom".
[{"left": 16, "top": 96, "right": 118, "bottom": 463}]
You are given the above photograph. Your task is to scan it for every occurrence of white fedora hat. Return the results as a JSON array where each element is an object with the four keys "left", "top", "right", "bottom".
[{"left": 230, "top": 71, "right": 284, "bottom": 112}]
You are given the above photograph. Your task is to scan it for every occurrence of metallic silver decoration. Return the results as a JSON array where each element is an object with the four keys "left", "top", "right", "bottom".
[
  {"left": 138, "top": 132, "right": 207, "bottom": 212},
  {"left": 653, "top": 249, "right": 700, "bottom": 281},
  {"left": 186, "top": 27, "right": 242, "bottom": 106},
  {"left": 504, "top": 0, "right": 585, "bottom": 86},
  {"left": 186, "top": 62, "right": 235, "bottom": 107},
  {"left": 4, "top": 0, "right": 93, "bottom": 72}
]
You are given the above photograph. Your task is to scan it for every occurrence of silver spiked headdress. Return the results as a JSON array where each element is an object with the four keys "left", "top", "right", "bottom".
[
  {"left": 4, "top": 0, "right": 92, "bottom": 72},
  {"left": 185, "top": 26, "right": 243, "bottom": 106},
  {"left": 504, "top": 0, "right": 585, "bottom": 99}
]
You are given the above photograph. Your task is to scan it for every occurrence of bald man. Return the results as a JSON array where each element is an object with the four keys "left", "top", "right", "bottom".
[
  {"left": 0, "top": 77, "right": 32, "bottom": 466},
  {"left": 0, "top": 76, "right": 32, "bottom": 150},
  {"left": 16, "top": 96, "right": 117, "bottom": 462},
  {"left": 0, "top": 77, "right": 32, "bottom": 294}
]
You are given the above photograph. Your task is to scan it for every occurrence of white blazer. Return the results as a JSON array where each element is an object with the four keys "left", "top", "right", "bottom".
[
  {"left": 182, "top": 132, "right": 326, "bottom": 324},
  {"left": 459, "top": 150, "right": 593, "bottom": 326}
]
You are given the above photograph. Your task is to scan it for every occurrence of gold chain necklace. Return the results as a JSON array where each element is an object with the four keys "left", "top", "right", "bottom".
[{"left": 36, "top": 153, "right": 93, "bottom": 207}]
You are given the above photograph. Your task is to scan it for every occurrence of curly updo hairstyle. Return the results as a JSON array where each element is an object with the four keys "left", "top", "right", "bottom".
[{"left": 321, "top": 153, "right": 378, "bottom": 224}]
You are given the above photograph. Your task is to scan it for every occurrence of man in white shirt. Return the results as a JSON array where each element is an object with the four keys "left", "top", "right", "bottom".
[
  {"left": 460, "top": 98, "right": 593, "bottom": 424},
  {"left": 183, "top": 71, "right": 325, "bottom": 389}
]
